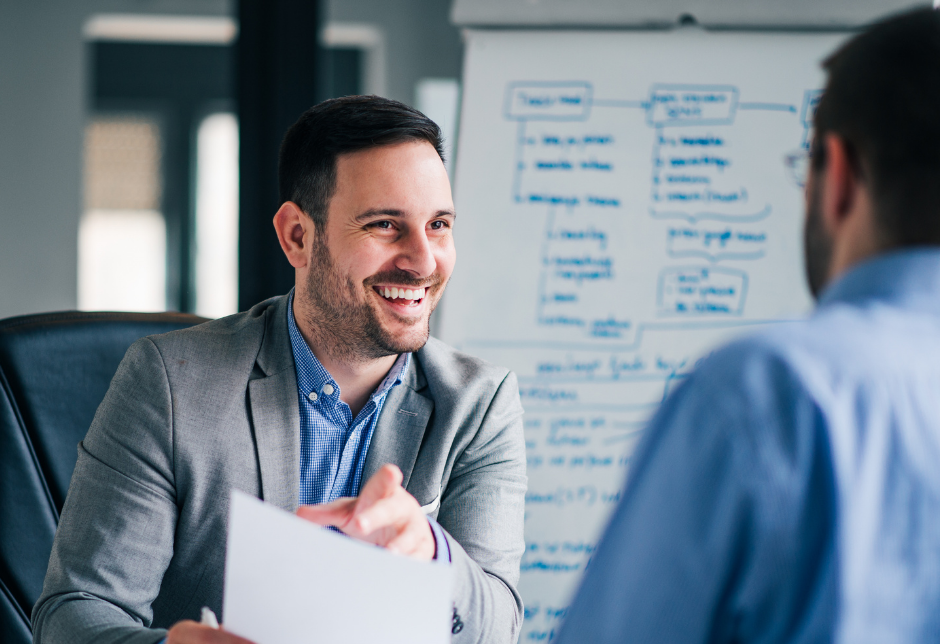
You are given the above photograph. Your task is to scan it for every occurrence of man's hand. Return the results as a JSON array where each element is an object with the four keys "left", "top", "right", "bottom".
[
  {"left": 296, "top": 464, "right": 435, "bottom": 560},
  {"left": 166, "top": 621, "right": 256, "bottom": 644}
]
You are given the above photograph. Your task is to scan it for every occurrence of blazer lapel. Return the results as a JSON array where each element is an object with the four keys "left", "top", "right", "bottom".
[
  {"left": 363, "top": 357, "right": 433, "bottom": 490},
  {"left": 248, "top": 297, "right": 300, "bottom": 511}
]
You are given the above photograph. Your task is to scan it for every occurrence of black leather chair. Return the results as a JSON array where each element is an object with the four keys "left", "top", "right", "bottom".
[{"left": 0, "top": 311, "right": 208, "bottom": 643}]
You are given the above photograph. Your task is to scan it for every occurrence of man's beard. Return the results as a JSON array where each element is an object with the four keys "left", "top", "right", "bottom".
[
  {"left": 299, "top": 234, "right": 438, "bottom": 363},
  {"left": 803, "top": 175, "right": 834, "bottom": 300}
]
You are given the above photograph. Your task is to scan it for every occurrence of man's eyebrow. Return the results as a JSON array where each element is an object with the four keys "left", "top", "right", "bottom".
[
  {"left": 354, "top": 208, "right": 456, "bottom": 222},
  {"left": 354, "top": 209, "right": 405, "bottom": 223}
]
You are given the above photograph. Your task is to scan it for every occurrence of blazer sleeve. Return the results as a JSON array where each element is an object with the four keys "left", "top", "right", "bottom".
[
  {"left": 31, "top": 338, "right": 177, "bottom": 644},
  {"left": 436, "top": 370, "right": 528, "bottom": 644}
]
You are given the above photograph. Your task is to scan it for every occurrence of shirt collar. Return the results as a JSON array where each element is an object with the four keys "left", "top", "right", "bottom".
[
  {"left": 287, "top": 289, "right": 410, "bottom": 405},
  {"left": 816, "top": 247, "right": 940, "bottom": 317}
]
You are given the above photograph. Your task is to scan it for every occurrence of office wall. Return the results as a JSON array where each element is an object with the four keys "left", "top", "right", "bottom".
[
  {"left": 326, "top": 0, "right": 463, "bottom": 106},
  {"left": 0, "top": 3, "right": 84, "bottom": 320},
  {"left": 0, "top": 0, "right": 230, "bottom": 320}
]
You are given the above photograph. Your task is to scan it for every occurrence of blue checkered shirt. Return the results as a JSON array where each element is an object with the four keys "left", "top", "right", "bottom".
[
  {"left": 287, "top": 292, "right": 409, "bottom": 504},
  {"left": 286, "top": 294, "right": 450, "bottom": 565}
]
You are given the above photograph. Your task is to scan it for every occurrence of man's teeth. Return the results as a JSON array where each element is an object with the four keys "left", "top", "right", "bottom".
[{"left": 380, "top": 287, "right": 425, "bottom": 301}]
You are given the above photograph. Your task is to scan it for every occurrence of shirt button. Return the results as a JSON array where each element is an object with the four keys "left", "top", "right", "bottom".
[
  {"left": 308, "top": 391, "right": 318, "bottom": 401},
  {"left": 322, "top": 384, "right": 335, "bottom": 395}
]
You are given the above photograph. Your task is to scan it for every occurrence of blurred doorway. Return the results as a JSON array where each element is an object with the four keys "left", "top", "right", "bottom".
[
  {"left": 80, "top": 17, "right": 238, "bottom": 316},
  {"left": 80, "top": 13, "right": 369, "bottom": 316}
]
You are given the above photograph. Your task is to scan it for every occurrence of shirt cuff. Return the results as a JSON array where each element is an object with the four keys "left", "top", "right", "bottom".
[{"left": 427, "top": 516, "right": 451, "bottom": 563}]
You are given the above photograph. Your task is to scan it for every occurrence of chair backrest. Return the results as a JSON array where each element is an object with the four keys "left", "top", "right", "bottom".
[{"left": 0, "top": 311, "right": 208, "bottom": 642}]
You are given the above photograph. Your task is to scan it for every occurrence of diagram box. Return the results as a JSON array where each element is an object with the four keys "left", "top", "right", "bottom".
[
  {"left": 505, "top": 82, "right": 593, "bottom": 121},
  {"left": 666, "top": 226, "right": 767, "bottom": 261},
  {"left": 657, "top": 266, "right": 747, "bottom": 315},
  {"left": 648, "top": 84, "right": 739, "bottom": 126}
]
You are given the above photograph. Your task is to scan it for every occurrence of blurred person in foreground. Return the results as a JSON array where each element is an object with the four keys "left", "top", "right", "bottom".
[
  {"left": 558, "top": 8, "right": 940, "bottom": 643},
  {"left": 31, "top": 97, "right": 526, "bottom": 644}
]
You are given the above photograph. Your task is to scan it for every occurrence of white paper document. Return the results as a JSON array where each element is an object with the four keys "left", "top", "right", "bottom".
[{"left": 223, "top": 490, "right": 453, "bottom": 644}]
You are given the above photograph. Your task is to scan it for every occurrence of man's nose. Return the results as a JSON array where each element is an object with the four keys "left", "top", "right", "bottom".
[{"left": 395, "top": 228, "right": 437, "bottom": 277}]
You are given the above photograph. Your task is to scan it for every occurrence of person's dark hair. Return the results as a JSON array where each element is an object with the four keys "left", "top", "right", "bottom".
[
  {"left": 278, "top": 95, "right": 445, "bottom": 230},
  {"left": 812, "top": 8, "right": 940, "bottom": 247}
]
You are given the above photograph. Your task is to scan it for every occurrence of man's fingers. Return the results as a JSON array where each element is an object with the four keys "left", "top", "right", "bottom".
[
  {"left": 294, "top": 464, "right": 432, "bottom": 560},
  {"left": 351, "top": 494, "right": 407, "bottom": 535},
  {"left": 296, "top": 497, "right": 356, "bottom": 527},
  {"left": 166, "top": 620, "right": 257, "bottom": 644},
  {"left": 384, "top": 521, "right": 425, "bottom": 556},
  {"left": 388, "top": 513, "right": 436, "bottom": 560},
  {"left": 213, "top": 628, "right": 257, "bottom": 644},
  {"left": 355, "top": 464, "right": 403, "bottom": 514}
]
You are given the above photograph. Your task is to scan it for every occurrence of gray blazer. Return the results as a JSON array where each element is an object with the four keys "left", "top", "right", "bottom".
[{"left": 31, "top": 296, "right": 527, "bottom": 644}]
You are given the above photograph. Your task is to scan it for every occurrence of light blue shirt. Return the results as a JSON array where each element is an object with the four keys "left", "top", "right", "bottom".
[{"left": 558, "top": 249, "right": 940, "bottom": 643}]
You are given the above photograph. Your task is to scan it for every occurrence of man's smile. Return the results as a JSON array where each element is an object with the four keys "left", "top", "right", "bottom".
[{"left": 372, "top": 284, "right": 427, "bottom": 309}]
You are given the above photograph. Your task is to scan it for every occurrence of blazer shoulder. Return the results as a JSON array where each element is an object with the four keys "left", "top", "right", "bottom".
[
  {"left": 416, "top": 336, "right": 514, "bottom": 394},
  {"left": 141, "top": 296, "right": 283, "bottom": 367}
]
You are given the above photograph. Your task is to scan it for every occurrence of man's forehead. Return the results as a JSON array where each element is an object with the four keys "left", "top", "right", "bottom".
[{"left": 328, "top": 142, "right": 453, "bottom": 220}]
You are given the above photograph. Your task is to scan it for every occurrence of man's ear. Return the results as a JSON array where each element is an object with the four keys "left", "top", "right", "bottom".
[
  {"left": 820, "top": 133, "right": 860, "bottom": 237},
  {"left": 273, "top": 201, "right": 314, "bottom": 269}
]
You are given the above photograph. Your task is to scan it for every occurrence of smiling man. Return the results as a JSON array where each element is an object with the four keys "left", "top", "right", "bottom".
[{"left": 32, "top": 96, "right": 527, "bottom": 644}]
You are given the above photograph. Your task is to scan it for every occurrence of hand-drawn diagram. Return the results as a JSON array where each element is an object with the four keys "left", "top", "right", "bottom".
[
  {"left": 505, "top": 81, "right": 811, "bottom": 346},
  {"left": 445, "top": 31, "right": 844, "bottom": 643}
]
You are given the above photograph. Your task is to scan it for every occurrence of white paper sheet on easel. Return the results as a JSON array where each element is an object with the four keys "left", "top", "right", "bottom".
[{"left": 222, "top": 490, "right": 453, "bottom": 644}]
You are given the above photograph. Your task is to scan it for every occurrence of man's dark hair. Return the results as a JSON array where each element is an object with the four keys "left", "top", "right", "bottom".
[
  {"left": 278, "top": 95, "right": 445, "bottom": 230},
  {"left": 812, "top": 8, "right": 940, "bottom": 247}
]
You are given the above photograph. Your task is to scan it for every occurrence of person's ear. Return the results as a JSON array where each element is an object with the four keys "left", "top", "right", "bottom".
[
  {"left": 273, "top": 201, "right": 314, "bottom": 269},
  {"left": 819, "top": 133, "right": 860, "bottom": 236}
]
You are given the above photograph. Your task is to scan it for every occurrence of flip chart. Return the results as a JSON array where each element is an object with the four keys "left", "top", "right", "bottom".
[{"left": 440, "top": 28, "right": 847, "bottom": 641}]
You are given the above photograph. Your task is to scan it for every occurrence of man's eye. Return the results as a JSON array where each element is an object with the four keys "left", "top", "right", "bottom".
[
  {"left": 430, "top": 220, "right": 449, "bottom": 230},
  {"left": 371, "top": 221, "right": 393, "bottom": 229}
]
